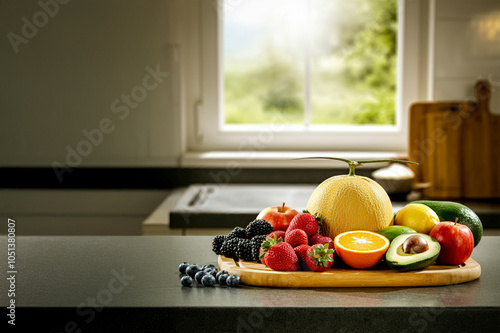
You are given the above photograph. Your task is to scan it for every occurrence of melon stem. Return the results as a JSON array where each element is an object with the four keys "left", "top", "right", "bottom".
[
  {"left": 348, "top": 162, "right": 358, "bottom": 176},
  {"left": 293, "top": 157, "right": 418, "bottom": 177}
]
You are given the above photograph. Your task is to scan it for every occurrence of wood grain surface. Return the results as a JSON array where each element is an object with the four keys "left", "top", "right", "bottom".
[
  {"left": 408, "top": 80, "right": 500, "bottom": 198},
  {"left": 219, "top": 256, "right": 481, "bottom": 288}
]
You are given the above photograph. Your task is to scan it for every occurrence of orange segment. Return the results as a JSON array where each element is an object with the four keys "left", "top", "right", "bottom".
[{"left": 334, "top": 231, "right": 390, "bottom": 269}]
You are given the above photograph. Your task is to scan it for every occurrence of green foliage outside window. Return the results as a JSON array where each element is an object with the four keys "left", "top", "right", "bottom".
[{"left": 224, "top": 0, "right": 397, "bottom": 125}]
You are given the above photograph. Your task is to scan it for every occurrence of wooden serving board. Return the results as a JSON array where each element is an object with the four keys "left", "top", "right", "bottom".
[{"left": 218, "top": 256, "right": 481, "bottom": 288}]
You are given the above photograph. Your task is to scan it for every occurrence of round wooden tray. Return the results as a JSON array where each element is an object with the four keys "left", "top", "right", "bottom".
[{"left": 218, "top": 255, "right": 481, "bottom": 288}]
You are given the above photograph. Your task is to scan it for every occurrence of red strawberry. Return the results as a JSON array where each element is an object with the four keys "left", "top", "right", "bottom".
[
  {"left": 266, "top": 230, "right": 286, "bottom": 242},
  {"left": 264, "top": 242, "right": 299, "bottom": 271},
  {"left": 308, "top": 234, "right": 324, "bottom": 246},
  {"left": 288, "top": 211, "right": 320, "bottom": 237},
  {"left": 324, "top": 237, "right": 335, "bottom": 250},
  {"left": 317, "top": 236, "right": 334, "bottom": 250},
  {"left": 309, "top": 234, "right": 334, "bottom": 249},
  {"left": 285, "top": 229, "right": 308, "bottom": 248},
  {"left": 259, "top": 234, "right": 282, "bottom": 265},
  {"left": 294, "top": 244, "right": 312, "bottom": 262},
  {"left": 259, "top": 247, "right": 267, "bottom": 265},
  {"left": 305, "top": 243, "right": 334, "bottom": 272}
]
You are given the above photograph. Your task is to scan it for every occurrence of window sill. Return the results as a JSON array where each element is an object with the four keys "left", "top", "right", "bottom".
[{"left": 181, "top": 151, "right": 407, "bottom": 169}]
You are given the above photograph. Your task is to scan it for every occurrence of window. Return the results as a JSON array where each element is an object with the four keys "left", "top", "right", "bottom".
[
  {"left": 224, "top": 0, "right": 397, "bottom": 126},
  {"left": 186, "top": 0, "right": 423, "bottom": 155}
]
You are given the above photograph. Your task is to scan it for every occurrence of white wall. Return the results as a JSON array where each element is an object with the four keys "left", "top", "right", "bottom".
[
  {"left": 0, "top": 0, "right": 182, "bottom": 167},
  {"left": 431, "top": 0, "right": 500, "bottom": 113}
]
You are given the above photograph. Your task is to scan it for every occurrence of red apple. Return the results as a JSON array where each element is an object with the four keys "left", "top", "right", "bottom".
[
  {"left": 429, "top": 218, "right": 474, "bottom": 266},
  {"left": 256, "top": 203, "right": 300, "bottom": 231}
]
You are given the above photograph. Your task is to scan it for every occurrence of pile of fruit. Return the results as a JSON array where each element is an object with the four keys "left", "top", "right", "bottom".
[{"left": 210, "top": 158, "right": 483, "bottom": 278}]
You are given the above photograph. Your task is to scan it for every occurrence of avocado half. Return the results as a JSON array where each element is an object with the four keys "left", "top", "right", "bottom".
[{"left": 386, "top": 234, "right": 440, "bottom": 272}]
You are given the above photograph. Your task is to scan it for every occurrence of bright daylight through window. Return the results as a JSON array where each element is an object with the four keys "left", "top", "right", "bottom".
[{"left": 223, "top": 0, "right": 398, "bottom": 127}]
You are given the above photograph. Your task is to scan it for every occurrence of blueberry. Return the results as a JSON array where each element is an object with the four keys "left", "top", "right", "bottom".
[
  {"left": 204, "top": 268, "right": 217, "bottom": 278},
  {"left": 218, "top": 273, "right": 229, "bottom": 286},
  {"left": 180, "top": 275, "right": 193, "bottom": 287},
  {"left": 186, "top": 265, "right": 202, "bottom": 278},
  {"left": 178, "top": 262, "right": 190, "bottom": 274},
  {"left": 201, "top": 274, "right": 216, "bottom": 287},
  {"left": 195, "top": 270, "right": 207, "bottom": 283},
  {"left": 216, "top": 270, "right": 228, "bottom": 280},
  {"left": 226, "top": 274, "right": 240, "bottom": 287},
  {"left": 202, "top": 264, "right": 217, "bottom": 271}
]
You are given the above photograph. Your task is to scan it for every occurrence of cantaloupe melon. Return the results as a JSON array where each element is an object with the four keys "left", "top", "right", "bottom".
[{"left": 301, "top": 157, "right": 417, "bottom": 240}]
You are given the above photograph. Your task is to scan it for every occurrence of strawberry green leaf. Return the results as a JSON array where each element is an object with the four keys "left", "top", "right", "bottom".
[
  {"left": 309, "top": 244, "right": 334, "bottom": 267},
  {"left": 259, "top": 234, "right": 282, "bottom": 259}
]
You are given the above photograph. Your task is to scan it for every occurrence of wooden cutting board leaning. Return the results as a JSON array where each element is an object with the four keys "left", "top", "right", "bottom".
[{"left": 408, "top": 80, "right": 500, "bottom": 199}]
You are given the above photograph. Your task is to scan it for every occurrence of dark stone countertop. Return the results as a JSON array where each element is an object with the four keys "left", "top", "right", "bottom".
[{"left": 2, "top": 235, "right": 499, "bottom": 332}]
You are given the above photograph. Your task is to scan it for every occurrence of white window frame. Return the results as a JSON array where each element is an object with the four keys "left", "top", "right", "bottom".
[{"left": 182, "top": 0, "right": 427, "bottom": 166}]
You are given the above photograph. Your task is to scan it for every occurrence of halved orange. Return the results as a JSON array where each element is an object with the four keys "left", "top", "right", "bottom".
[{"left": 334, "top": 230, "right": 390, "bottom": 269}]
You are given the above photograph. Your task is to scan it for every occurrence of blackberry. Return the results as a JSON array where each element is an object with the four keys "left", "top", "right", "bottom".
[
  {"left": 227, "top": 227, "right": 248, "bottom": 240},
  {"left": 246, "top": 219, "right": 273, "bottom": 238},
  {"left": 220, "top": 238, "right": 240, "bottom": 258},
  {"left": 250, "top": 235, "right": 267, "bottom": 262},
  {"left": 236, "top": 239, "right": 254, "bottom": 261},
  {"left": 212, "top": 235, "right": 226, "bottom": 255}
]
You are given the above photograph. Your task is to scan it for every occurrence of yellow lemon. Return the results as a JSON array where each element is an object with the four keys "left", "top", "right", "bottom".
[{"left": 394, "top": 203, "right": 439, "bottom": 234}]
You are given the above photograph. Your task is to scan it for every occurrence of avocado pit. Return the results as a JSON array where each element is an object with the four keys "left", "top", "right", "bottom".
[{"left": 402, "top": 234, "right": 429, "bottom": 254}]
